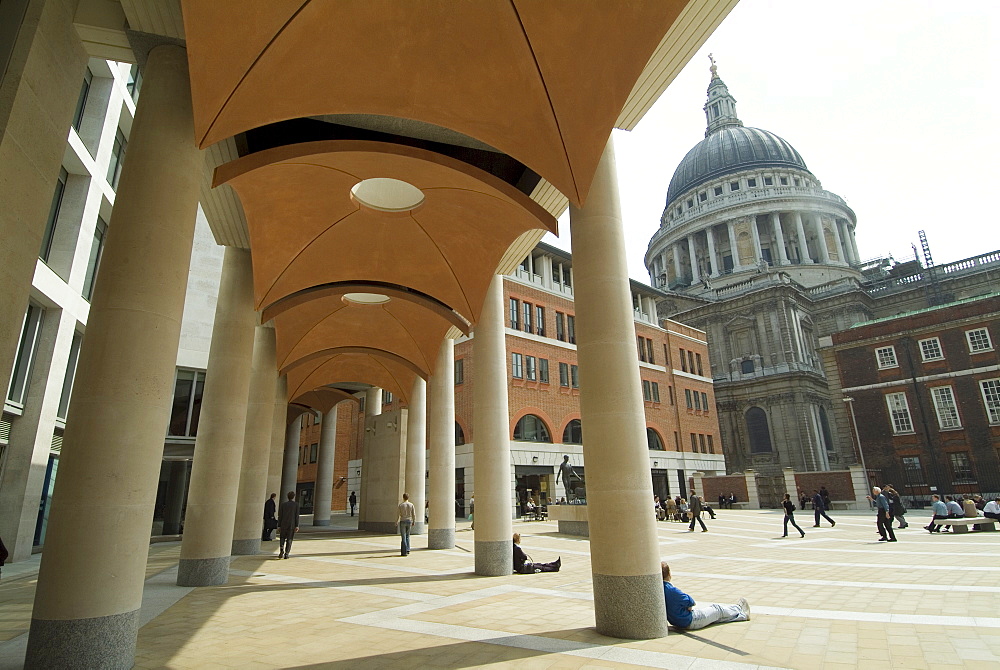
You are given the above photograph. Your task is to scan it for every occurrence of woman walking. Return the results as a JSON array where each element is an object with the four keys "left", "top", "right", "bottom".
[{"left": 782, "top": 493, "right": 805, "bottom": 538}]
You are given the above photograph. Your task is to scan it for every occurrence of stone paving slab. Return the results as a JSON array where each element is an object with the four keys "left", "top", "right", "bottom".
[{"left": 1, "top": 510, "right": 997, "bottom": 668}]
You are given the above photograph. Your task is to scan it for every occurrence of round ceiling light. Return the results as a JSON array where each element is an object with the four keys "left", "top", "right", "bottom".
[
  {"left": 343, "top": 293, "right": 391, "bottom": 305},
  {"left": 350, "top": 178, "right": 424, "bottom": 213}
]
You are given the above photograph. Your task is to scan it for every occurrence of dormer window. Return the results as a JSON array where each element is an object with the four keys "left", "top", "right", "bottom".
[
  {"left": 699, "top": 192, "right": 707, "bottom": 202},
  {"left": 714, "top": 186, "right": 723, "bottom": 196},
  {"left": 764, "top": 176, "right": 773, "bottom": 186},
  {"left": 730, "top": 181, "right": 740, "bottom": 191},
  {"left": 687, "top": 198, "right": 694, "bottom": 208},
  {"left": 793, "top": 178, "right": 801, "bottom": 186},
  {"left": 747, "top": 178, "right": 757, "bottom": 188},
  {"left": 780, "top": 177, "right": 788, "bottom": 186}
]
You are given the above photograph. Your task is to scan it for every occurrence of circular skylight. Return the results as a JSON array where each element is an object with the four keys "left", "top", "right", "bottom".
[
  {"left": 350, "top": 178, "right": 424, "bottom": 212},
  {"left": 343, "top": 293, "right": 391, "bottom": 305}
]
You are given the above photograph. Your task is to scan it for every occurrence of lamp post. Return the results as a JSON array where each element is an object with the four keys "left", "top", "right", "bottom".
[{"left": 843, "top": 396, "right": 871, "bottom": 503}]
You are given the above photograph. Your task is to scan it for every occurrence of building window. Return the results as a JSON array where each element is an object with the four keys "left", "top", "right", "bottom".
[
  {"left": 699, "top": 434, "right": 707, "bottom": 453},
  {"left": 168, "top": 369, "right": 206, "bottom": 437},
  {"left": 511, "top": 353, "right": 523, "bottom": 379},
  {"left": 701, "top": 392, "right": 709, "bottom": 412},
  {"left": 126, "top": 64, "right": 142, "bottom": 101},
  {"left": 638, "top": 336, "right": 647, "bottom": 362},
  {"left": 647, "top": 338, "right": 655, "bottom": 364},
  {"left": 567, "top": 315, "right": 576, "bottom": 344},
  {"left": 7, "top": 304, "right": 44, "bottom": 406},
  {"left": 764, "top": 176, "right": 773, "bottom": 186},
  {"left": 747, "top": 178, "right": 757, "bottom": 188},
  {"left": 695, "top": 353, "right": 703, "bottom": 376},
  {"left": 707, "top": 435, "right": 714, "bottom": 454},
  {"left": 966, "top": 327, "right": 993, "bottom": 353},
  {"left": 730, "top": 181, "right": 740, "bottom": 191},
  {"left": 949, "top": 452, "right": 975, "bottom": 482},
  {"left": 539, "top": 358, "right": 549, "bottom": 384},
  {"left": 570, "top": 364, "right": 579, "bottom": 388},
  {"left": 107, "top": 127, "right": 127, "bottom": 190},
  {"left": 746, "top": 407, "right": 773, "bottom": 453},
  {"left": 555, "top": 312, "right": 565, "bottom": 341},
  {"left": 72, "top": 68, "right": 92, "bottom": 132},
  {"left": 525, "top": 355, "right": 536, "bottom": 381},
  {"left": 693, "top": 391, "right": 702, "bottom": 410},
  {"left": 559, "top": 362, "right": 569, "bottom": 387},
  {"left": 310, "top": 443, "right": 318, "bottom": 463},
  {"left": 562, "top": 419, "right": 582, "bottom": 444},
  {"left": 82, "top": 216, "right": 108, "bottom": 300},
  {"left": 687, "top": 350, "right": 695, "bottom": 373},
  {"left": 668, "top": 386, "right": 675, "bottom": 405},
  {"left": 679, "top": 348, "right": 687, "bottom": 372},
  {"left": 980, "top": 379, "right": 1000, "bottom": 424},
  {"left": 56, "top": 332, "right": 83, "bottom": 420},
  {"left": 40, "top": 168, "right": 69, "bottom": 262},
  {"left": 699, "top": 192, "right": 707, "bottom": 202},
  {"left": 714, "top": 186, "right": 723, "bottom": 196},
  {"left": 383, "top": 391, "right": 393, "bottom": 404},
  {"left": 652, "top": 382, "right": 660, "bottom": 403},
  {"left": 885, "top": 392, "right": 914, "bottom": 434},
  {"left": 902, "top": 456, "right": 924, "bottom": 486},
  {"left": 919, "top": 337, "right": 944, "bottom": 361},
  {"left": 689, "top": 433, "right": 697, "bottom": 452},
  {"left": 535, "top": 306, "right": 545, "bottom": 336},
  {"left": 684, "top": 389, "right": 693, "bottom": 409},
  {"left": 780, "top": 177, "right": 788, "bottom": 185},
  {"left": 509, "top": 298, "right": 519, "bottom": 330},
  {"left": 455, "top": 358, "right": 464, "bottom": 384},
  {"left": 647, "top": 428, "right": 664, "bottom": 451},
  {"left": 875, "top": 346, "right": 898, "bottom": 369},
  {"left": 513, "top": 414, "right": 551, "bottom": 442},
  {"left": 793, "top": 177, "right": 801, "bottom": 186},
  {"left": 740, "top": 359, "right": 754, "bottom": 374},
  {"left": 930, "top": 386, "right": 961, "bottom": 429},
  {"left": 455, "top": 422, "right": 465, "bottom": 446},
  {"left": 523, "top": 302, "right": 532, "bottom": 333},
  {"left": 642, "top": 380, "right": 652, "bottom": 401}
]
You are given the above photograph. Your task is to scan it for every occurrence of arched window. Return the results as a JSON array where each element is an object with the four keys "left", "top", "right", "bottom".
[
  {"left": 562, "top": 419, "right": 582, "bottom": 444},
  {"left": 647, "top": 428, "right": 665, "bottom": 451},
  {"left": 746, "top": 407, "right": 772, "bottom": 453},
  {"left": 455, "top": 422, "right": 465, "bottom": 446},
  {"left": 513, "top": 414, "right": 551, "bottom": 442},
  {"left": 818, "top": 406, "right": 833, "bottom": 451}
]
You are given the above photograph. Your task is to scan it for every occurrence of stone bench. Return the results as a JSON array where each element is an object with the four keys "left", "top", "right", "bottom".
[
  {"left": 930, "top": 517, "right": 998, "bottom": 533},
  {"left": 729, "top": 502, "right": 750, "bottom": 510}
]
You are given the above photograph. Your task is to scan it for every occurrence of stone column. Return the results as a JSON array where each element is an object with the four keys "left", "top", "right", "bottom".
[
  {"left": 281, "top": 416, "right": 301, "bottom": 498},
  {"left": 743, "top": 470, "right": 760, "bottom": 509},
  {"left": 771, "top": 213, "right": 789, "bottom": 265},
  {"left": 750, "top": 217, "right": 764, "bottom": 264},
  {"left": 670, "top": 244, "right": 681, "bottom": 284},
  {"left": 686, "top": 235, "right": 700, "bottom": 284},
  {"left": 177, "top": 247, "right": 256, "bottom": 585},
  {"left": 568, "top": 137, "right": 668, "bottom": 639},
  {"left": 813, "top": 214, "right": 831, "bottom": 263},
  {"left": 265, "top": 375, "right": 288, "bottom": 498},
  {"left": 473, "top": 274, "right": 513, "bottom": 576},
  {"left": 848, "top": 225, "right": 862, "bottom": 265},
  {"left": 726, "top": 220, "right": 740, "bottom": 270},
  {"left": 313, "top": 404, "right": 339, "bottom": 526},
  {"left": 162, "top": 461, "right": 190, "bottom": 535},
  {"left": 793, "top": 212, "right": 812, "bottom": 263},
  {"left": 366, "top": 386, "right": 383, "bottom": 416},
  {"left": 405, "top": 377, "right": 427, "bottom": 534},
  {"left": 26, "top": 44, "right": 202, "bottom": 669},
  {"left": 782, "top": 467, "right": 798, "bottom": 503},
  {"left": 232, "top": 325, "right": 278, "bottom": 554},
  {"left": 427, "top": 338, "right": 456, "bottom": 549},
  {"left": 705, "top": 227, "right": 719, "bottom": 277},
  {"left": 830, "top": 219, "right": 847, "bottom": 265}
]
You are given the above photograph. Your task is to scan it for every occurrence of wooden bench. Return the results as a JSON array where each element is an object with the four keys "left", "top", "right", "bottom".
[{"left": 931, "top": 517, "right": 998, "bottom": 533}]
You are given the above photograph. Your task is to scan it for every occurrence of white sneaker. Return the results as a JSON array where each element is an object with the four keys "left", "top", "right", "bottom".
[{"left": 737, "top": 597, "right": 750, "bottom": 620}]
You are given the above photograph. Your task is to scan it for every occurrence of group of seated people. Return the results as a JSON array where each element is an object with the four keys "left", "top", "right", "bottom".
[
  {"left": 926, "top": 494, "right": 1000, "bottom": 532},
  {"left": 653, "top": 495, "right": 715, "bottom": 522},
  {"left": 717, "top": 493, "right": 739, "bottom": 509}
]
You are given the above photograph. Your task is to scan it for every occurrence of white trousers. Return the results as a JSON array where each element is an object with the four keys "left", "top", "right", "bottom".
[{"left": 686, "top": 603, "right": 747, "bottom": 630}]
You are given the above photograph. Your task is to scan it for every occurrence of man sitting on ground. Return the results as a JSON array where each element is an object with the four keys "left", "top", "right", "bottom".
[
  {"left": 512, "top": 533, "right": 560, "bottom": 574},
  {"left": 661, "top": 562, "right": 749, "bottom": 630}
]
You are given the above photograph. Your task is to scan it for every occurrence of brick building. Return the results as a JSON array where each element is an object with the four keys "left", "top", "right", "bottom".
[{"left": 826, "top": 293, "right": 1000, "bottom": 499}]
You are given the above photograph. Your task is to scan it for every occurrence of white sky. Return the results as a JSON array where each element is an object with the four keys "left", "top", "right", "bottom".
[{"left": 545, "top": 0, "right": 1000, "bottom": 282}]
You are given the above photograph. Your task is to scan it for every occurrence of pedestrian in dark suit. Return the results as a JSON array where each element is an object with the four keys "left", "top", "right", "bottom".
[
  {"left": 262, "top": 493, "right": 277, "bottom": 541},
  {"left": 349, "top": 491, "right": 357, "bottom": 517},
  {"left": 812, "top": 490, "right": 835, "bottom": 527},
  {"left": 687, "top": 493, "right": 708, "bottom": 532},
  {"left": 278, "top": 491, "right": 300, "bottom": 559}
]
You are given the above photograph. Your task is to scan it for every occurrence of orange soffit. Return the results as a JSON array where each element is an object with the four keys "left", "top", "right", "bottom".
[
  {"left": 213, "top": 140, "right": 556, "bottom": 325},
  {"left": 285, "top": 352, "right": 416, "bottom": 405},
  {"left": 182, "top": 0, "right": 686, "bottom": 205}
]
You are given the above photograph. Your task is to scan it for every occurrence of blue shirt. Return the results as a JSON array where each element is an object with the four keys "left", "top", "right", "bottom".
[
  {"left": 875, "top": 493, "right": 890, "bottom": 514},
  {"left": 663, "top": 581, "right": 694, "bottom": 628},
  {"left": 932, "top": 500, "right": 948, "bottom": 516}
]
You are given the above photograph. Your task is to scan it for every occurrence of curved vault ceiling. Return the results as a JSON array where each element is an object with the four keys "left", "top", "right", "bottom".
[
  {"left": 286, "top": 352, "right": 417, "bottom": 407},
  {"left": 290, "top": 387, "right": 360, "bottom": 415},
  {"left": 182, "top": 0, "right": 687, "bottom": 205}
]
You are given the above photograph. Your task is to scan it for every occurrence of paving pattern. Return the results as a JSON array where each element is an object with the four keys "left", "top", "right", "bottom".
[{"left": 1, "top": 509, "right": 998, "bottom": 669}]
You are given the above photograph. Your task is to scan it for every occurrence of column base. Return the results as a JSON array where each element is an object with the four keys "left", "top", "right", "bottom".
[
  {"left": 357, "top": 521, "right": 397, "bottom": 534},
  {"left": 26, "top": 609, "right": 139, "bottom": 670},
  {"left": 176, "top": 556, "right": 231, "bottom": 586},
  {"left": 592, "top": 572, "right": 668, "bottom": 639},
  {"left": 231, "top": 538, "right": 260, "bottom": 555},
  {"left": 557, "top": 520, "right": 589, "bottom": 537},
  {"left": 313, "top": 518, "right": 331, "bottom": 526},
  {"left": 474, "top": 539, "right": 513, "bottom": 576},
  {"left": 411, "top": 521, "right": 426, "bottom": 535},
  {"left": 427, "top": 527, "right": 455, "bottom": 549}
]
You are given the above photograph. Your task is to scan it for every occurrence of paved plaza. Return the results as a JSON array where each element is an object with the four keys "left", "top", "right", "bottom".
[{"left": 2, "top": 509, "right": 998, "bottom": 669}]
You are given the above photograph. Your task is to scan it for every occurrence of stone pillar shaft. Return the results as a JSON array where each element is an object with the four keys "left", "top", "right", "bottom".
[
  {"left": 162, "top": 461, "right": 189, "bottom": 535},
  {"left": 686, "top": 235, "right": 699, "bottom": 283},
  {"left": 265, "top": 375, "right": 288, "bottom": 499},
  {"left": 793, "top": 212, "right": 812, "bottom": 263},
  {"left": 771, "top": 212, "right": 789, "bottom": 264},
  {"left": 726, "top": 220, "right": 739, "bottom": 270},
  {"left": 177, "top": 247, "right": 257, "bottom": 585},
  {"left": 750, "top": 217, "right": 764, "bottom": 264},
  {"left": 705, "top": 227, "right": 719, "bottom": 277},
  {"left": 313, "top": 405, "right": 339, "bottom": 526},
  {"left": 427, "top": 338, "right": 456, "bottom": 549},
  {"left": 814, "top": 214, "right": 831, "bottom": 263},
  {"left": 670, "top": 244, "right": 681, "bottom": 283},
  {"left": 26, "top": 44, "right": 202, "bottom": 670},
  {"left": 232, "top": 325, "right": 278, "bottom": 554},
  {"left": 405, "top": 377, "right": 427, "bottom": 534},
  {"left": 473, "top": 275, "right": 513, "bottom": 575},
  {"left": 282, "top": 417, "right": 301, "bottom": 498},
  {"left": 366, "top": 387, "right": 382, "bottom": 417},
  {"left": 568, "top": 136, "right": 668, "bottom": 639}
]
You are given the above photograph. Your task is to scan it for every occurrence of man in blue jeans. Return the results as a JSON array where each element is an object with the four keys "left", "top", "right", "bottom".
[
  {"left": 662, "top": 562, "right": 749, "bottom": 630},
  {"left": 396, "top": 493, "right": 416, "bottom": 556}
]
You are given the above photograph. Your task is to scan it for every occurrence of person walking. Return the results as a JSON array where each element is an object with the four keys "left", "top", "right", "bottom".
[
  {"left": 349, "top": 491, "right": 357, "bottom": 517},
  {"left": 277, "top": 491, "right": 300, "bottom": 559},
  {"left": 871, "top": 486, "right": 896, "bottom": 542},
  {"left": 661, "top": 562, "right": 749, "bottom": 630},
  {"left": 884, "top": 484, "right": 908, "bottom": 529},
  {"left": 262, "top": 492, "right": 277, "bottom": 541},
  {"left": 687, "top": 492, "right": 708, "bottom": 532},
  {"left": 781, "top": 493, "right": 805, "bottom": 538},
  {"left": 812, "top": 489, "right": 836, "bottom": 527},
  {"left": 397, "top": 492, "right": 416, "bottom": 556}
]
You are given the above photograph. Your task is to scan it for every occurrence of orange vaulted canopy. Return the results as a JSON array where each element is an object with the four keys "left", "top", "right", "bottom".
[
  {"left": 214, "top": 140, "right": 557, "bottom": 325},
  {"left": 182, "top": 0, "right": 688, "bottom": 205}
]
